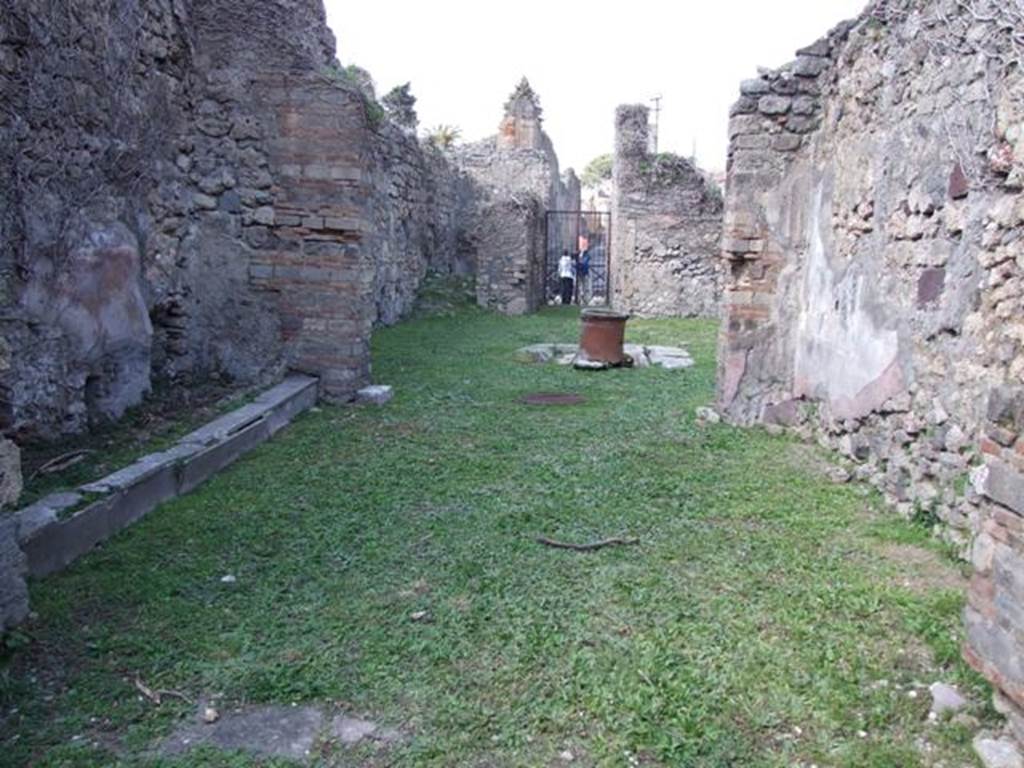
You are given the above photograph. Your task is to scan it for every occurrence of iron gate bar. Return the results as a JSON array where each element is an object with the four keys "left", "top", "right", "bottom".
[{"left": 543, "top": 210, "right": 612, "bottom": 307}]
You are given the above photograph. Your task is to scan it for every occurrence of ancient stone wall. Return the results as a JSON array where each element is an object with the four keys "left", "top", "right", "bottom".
[
  {"left": 2, "top": 0, "right": 195, "bottom": 438},
  {"left": 241, "top": 72, "right": 376, "bottom": 400},
  {"left": 0, "top": 435, "right": 23, "bottom": 630},
  {"left": 0, "top": 0, "right": 474, "bottom": 438},
  {"left": 716, "top": 0, "right": 1024, "bottom": 739},
  {"left": 466, "top": 196, "right": 546, "bottom": 316},
  {"left": 367, "top": 131, "right": 471, "bottom": 325},
  {"left": 967, "top": 386, "right": 1024, "bottom": 746},
  {"left": 610, "top": 106, "right": 724, "bottom": 318},
  {"left": 455, "top": 79, "right": 579, "bottom": 314},
  {"left": 456, "top": 140, "right": 552, "bottom": 314},
  {"left": 0, "top": 0, "right": 480, "bottom": 629}
]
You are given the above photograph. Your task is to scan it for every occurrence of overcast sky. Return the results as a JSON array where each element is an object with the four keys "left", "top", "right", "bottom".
[{"left": 323, "top": 1, "right": 868, "bottom": 174}]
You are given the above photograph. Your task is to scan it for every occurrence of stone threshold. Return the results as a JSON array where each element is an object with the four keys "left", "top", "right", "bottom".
[
  {"left": 13, "top": 375, "right": 318, "bottom": 579},
  {"left": 517, "top": 343, "right": 695, "bottom": 370}
]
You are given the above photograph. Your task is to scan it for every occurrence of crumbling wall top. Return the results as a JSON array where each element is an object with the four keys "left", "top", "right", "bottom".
[
  {"left": 504, "top": 77, "right": 542, "bottom": 120},
  {"left": 497, "top": 77, "right": 546, "bottom": 151}
]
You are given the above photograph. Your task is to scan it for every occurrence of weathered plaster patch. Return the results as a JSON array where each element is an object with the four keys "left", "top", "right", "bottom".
[{"left": 793, "top": 182, "right": 903, "bottom": 419}]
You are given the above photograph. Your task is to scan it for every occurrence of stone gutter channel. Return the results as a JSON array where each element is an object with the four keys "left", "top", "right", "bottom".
[{"left": 9, "top": 375, "right": 318, "bottom": 588}]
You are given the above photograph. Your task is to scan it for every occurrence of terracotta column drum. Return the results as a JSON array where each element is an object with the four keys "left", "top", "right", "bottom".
[{"left": 578, "top": 308, "right": 630, "bottom": 366}]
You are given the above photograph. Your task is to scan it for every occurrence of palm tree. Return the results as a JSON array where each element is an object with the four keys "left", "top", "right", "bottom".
[{"left": 425, "top": 124, "right": 461, "bottom": 150}]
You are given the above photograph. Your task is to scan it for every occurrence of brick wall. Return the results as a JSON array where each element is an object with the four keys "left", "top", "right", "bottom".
[
  {"left": 246, "top": 74, "right": 376, "bottom": 400},
  {"left": 966, "top": 387, "right": 1024, "bottom": 741}
]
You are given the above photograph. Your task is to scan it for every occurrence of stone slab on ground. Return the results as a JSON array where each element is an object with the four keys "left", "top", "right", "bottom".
[
  {"left": 518, "top": 343, "right": 694, "bottom": 371},
  {"left": 177, "top": 403, "right": 272, "bottom": 448},
  {"left": 159, "top": 705, "right": 399, "bottom": 763},
  {"left": 161, "top": 705, "right": 324, "bottom": 762},
  {"left": 929, "top": 682, "right": 968, "bottom": 716},
  {"left": 80, "top": 443, "right": 203, "bottom": 494},
  {"left": 330, "top": 714, "right": 401, "bottom": 745},
  {"left": 974, "top": 735, "right": 1024, "bottom": 768},
  {"left": 14, "top": 375, "right": 318, "bottom": 580},
  {"left": 356, "top": 385, "right": 394, "bottom": 405},
  {"left": 177, "top": 419, "right": 272, "bottom": 497},
  {"left": 646, "top": 345, "right": 696, "bottom": 370},
  {"left": 623, "top": 344, "right": 650, "bottom": 367},
  {"left": 515, "top": 343, "right": 577, "bottom": 365}
]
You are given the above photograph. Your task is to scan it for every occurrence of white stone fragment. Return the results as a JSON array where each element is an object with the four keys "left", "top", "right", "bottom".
[
  {"left": 695, "top": 406, "right": 721, "bottom": 424},
  {"left": 333, "top": 716, "right": 378, "bottom": 745},
  {"left": 974, "top": 736, "right": 1024, "bottom": 768},
  {"left": 356, "top": 385, "right": 394, "bottom": 405},
  {"left": 928, "top": 682, "right": 967, "bottom": 716}
]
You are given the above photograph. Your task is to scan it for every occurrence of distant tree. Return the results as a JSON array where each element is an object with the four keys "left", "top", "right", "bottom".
[
  {"left": 425, "top": 124, "right": 461, "bottom": 150},
  {"left": 581, "top": 154, "right": 613, "bottom": 187},
  {"left": 382, "top": 83, "right": 418, "bottom": 131}
]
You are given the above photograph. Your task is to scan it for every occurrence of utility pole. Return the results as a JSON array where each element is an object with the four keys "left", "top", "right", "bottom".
[{"left": 649, "top": 95, "right": 662, "bottom": 155}]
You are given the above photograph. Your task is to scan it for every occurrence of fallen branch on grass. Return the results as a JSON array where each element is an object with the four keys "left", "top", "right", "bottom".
[
  {"left": 27, "top": 449, "right": 94, "bottom": 482},
  {"left": 534, "top": 536, "right": 640, "bottom": 552},
  {"left": 133, "top": 674, "right": 194, "bottom": 706}
]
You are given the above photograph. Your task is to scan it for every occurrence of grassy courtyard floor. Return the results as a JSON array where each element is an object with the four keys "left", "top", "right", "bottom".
[{"left": 1, "top": 306, "right": 996, "bottom": 767}]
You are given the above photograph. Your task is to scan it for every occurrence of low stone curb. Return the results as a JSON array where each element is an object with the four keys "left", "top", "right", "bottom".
[{"left": 14, "top": 375, "right": 318, "bottom": 579}]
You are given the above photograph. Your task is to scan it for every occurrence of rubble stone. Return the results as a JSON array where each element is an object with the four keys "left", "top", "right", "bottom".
[
  {"left": 929, "top": 682, "right": 968, "bottom": 716},
  {"left": 356, "top": 386, "right": 394, "bottom": 406}
]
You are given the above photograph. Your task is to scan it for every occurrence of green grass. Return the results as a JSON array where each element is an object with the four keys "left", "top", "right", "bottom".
[{"left": 0, "top": 307, "right": 993, "bottom": 766}]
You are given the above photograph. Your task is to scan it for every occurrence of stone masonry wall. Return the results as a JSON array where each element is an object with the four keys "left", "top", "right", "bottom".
[
  {"left": 0, "top": 0, "right": 472, "bottom": 439},
  {"left": 367, "top": 131, "right": 470, "bottom": 325},
  {"left": 456, "top": 79, "right": 579, "bottom": 314},
  {"left": 716, "top": 0, "right": 1024, "bottom": 740},
  {"left": 466, "top": 195, "right": 546, "bottom": 316},
  {"left": 242, "top": 72, "right": 375, "bottom": 400},
  {"left": 967, "top": 387, "right": 1024, "bottom": 746},
  {"left": 3, "top": 0, "right": 200, "bottom": 439},
  {"left": 456, "top": 139, "right": 553, "bottom": 314},
  {"left": 0, "top": 0, "right": 476, "bottom": 628},
  {"left": 611, "top": 106, "right": 723, "bottom": 318}
]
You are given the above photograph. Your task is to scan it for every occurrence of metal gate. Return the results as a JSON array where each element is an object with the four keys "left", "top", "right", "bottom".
[{"left": 544, "top": 210, "right": 611, "bottom": 306}]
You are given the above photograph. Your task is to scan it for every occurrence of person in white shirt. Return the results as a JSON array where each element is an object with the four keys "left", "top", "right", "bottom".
[{"left": 558, "top": 249, "right": 574, "bottom": 305}]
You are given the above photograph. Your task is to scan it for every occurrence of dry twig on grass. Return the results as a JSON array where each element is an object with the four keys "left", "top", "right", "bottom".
[
  {"left": 534, "top": 536, "right": 640, "bottom": 552},
  {"left": 26, "top": 449, "right": 94, "bottom": 482},
  {"left": 133, "top": 674, "right": 193, "bottom": 706}
]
